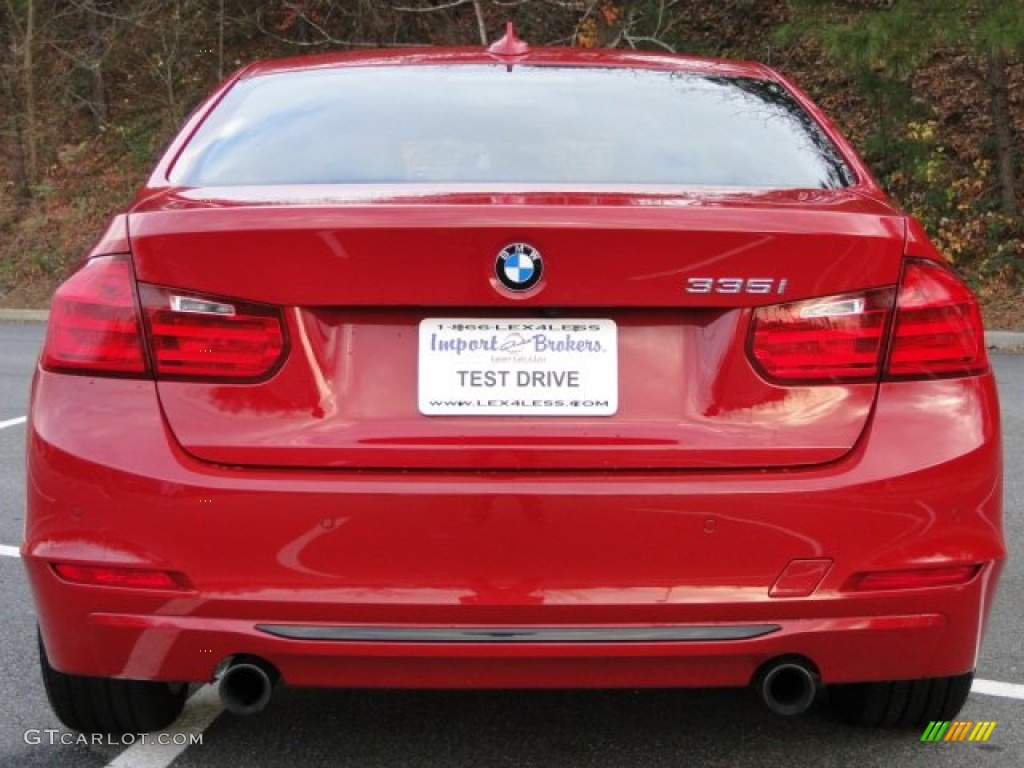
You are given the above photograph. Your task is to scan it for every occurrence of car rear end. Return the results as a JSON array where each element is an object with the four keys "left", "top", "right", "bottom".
[{"left": 23, "top": 48, "right": 1004, "bottom": 731}]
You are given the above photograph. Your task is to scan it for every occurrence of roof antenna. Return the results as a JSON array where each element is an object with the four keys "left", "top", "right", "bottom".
[{"left": 488, "top": 21, "right": 530, "bottom": 59}]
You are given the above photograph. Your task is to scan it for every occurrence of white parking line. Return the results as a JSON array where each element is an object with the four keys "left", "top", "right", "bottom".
[
  {"left": 105, "top": 684, "right": 224, "bottom": 768},
  {"left": 972, "top": 678, "right": 1024, "bottom": 701},
  {"left": 1, "top": 415, "right": 27, "bottom": 561}
]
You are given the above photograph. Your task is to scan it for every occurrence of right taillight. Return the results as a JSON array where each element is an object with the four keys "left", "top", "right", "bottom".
[
  {"left": 749, "top": 258, "right": 988, "bottom": 384},
  {"left": 885, "top": 259, "right": 988, "bottom": 379},
  {"left": 749, "top": 287, "right": 895, "bottom": 383}
]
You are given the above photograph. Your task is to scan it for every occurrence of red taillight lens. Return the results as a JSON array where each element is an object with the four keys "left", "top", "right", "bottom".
[
  {"left": 749, "top": 287, "right": 895, "bottom": 382},
  {"left": 41, "top": 255, "right": 148, "bottom": 375},
  {"left": 52, "top": 563, "right": 183, "bottom": 590},
  {"left": 41, "top": 257, "right": 286, "bottom": 382},
  {"left": 139, "top": 285, "right": 286, "bottom": 381},
  {"left": 885, "top": 259, "right": 988, "bottom": 379},
  {"left": 847, "top": 564, "right": 979, "bottom": 592}
]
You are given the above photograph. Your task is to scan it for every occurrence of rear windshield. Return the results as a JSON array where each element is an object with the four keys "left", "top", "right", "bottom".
[{"left": 170, "top": 65, "right": 854, "bottom": 189}]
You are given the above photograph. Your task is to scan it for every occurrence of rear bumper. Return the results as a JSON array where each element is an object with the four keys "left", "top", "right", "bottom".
[
  {"left": 51, "top": 601, "right": 991, "bottom": 689},
  {"left": 24, "top": 370, "right": 1004, "bottom": 689}
]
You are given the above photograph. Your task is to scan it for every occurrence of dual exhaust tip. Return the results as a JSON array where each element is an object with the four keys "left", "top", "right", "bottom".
[{"left": 216, "top": 654, "right": 821, "bottom": 718}]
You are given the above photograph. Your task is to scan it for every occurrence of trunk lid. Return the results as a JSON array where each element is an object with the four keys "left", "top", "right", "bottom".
[{"left": 129, "top": 187, "right": 904, "bottom": 470}]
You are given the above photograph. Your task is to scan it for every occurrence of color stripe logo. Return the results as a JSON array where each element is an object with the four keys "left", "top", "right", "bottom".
[{"left": 921, "top": 721, "right": 997, "bottom": 742}]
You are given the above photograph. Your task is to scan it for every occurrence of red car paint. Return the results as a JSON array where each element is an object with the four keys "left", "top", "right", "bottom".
[{"left": 24, "top": 44, "right": 1003, "bottom": 698}]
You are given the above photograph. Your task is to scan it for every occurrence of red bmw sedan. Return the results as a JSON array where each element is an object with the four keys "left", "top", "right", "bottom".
[{"left": 24, "top": 28, "right": 1004, "bottom": 734}]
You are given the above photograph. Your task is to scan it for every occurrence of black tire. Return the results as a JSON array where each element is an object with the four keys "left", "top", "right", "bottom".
[
  {"left": 830, "top": 671, "right": 974, "bottom": 727},
  {"left": 38, "top": 630, "right": 187, "bottom": 735}
]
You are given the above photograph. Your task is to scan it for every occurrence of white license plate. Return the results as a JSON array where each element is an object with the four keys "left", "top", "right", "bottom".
[{"left": 418, "top": 319, "right": 618, "bottom": 416}]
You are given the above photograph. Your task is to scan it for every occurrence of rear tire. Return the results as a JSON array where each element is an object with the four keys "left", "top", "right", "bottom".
[
  {"left": 38, "top": 630, "right": 187, "bottom": 734},
  {"left": 830, "top": 671, "right": 974, "bottom": 727}
]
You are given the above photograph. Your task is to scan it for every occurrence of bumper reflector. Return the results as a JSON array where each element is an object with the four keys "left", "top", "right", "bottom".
[
  {"left": 848, "top": 565, "right": 980, "bottom": 592},
  {"left": 52, "top": 563, "right": 183, "bottom": 590}
]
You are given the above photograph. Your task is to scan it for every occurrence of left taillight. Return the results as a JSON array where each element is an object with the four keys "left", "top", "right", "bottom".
[
  {"left": 42, "top": 254, "right": 287, "bottom": 382},
  {"left": 41, "top": 255, "right": 148, "bottom": 375},
  {"left": 138, "top": 284, "right": 286, "bottom": 381}
]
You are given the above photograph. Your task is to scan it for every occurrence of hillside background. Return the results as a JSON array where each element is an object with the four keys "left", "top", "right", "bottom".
[{"left": 0, "top": 0, "right": 1021, "bottom": 326}]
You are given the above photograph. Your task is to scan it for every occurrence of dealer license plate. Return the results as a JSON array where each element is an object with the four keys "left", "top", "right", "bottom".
[{"left": 418, "top": 318, "right": 618, "bottom": 416}]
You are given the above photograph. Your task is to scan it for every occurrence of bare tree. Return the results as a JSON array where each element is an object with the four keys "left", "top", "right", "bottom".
[
  {"left": 144, "top": 0, "right": 205, "bottom": 121},
  {"left": 53, "top": 0, "right": 114, "bottom": 131},
  {"left": 218, "top": 0, "right": 225, "bottom": 79},
  {"left": 0, "top": 59, "right": 31, "bottom": 203},
  {"left": 986, "top": 48, "right": 1018, "bottom": 217},
  {"left": 391, "top": 0, "right": 493, "bottom": 45},
  {"left": 84, "top": 2, "right": 108, "bottom": 126},
  {"left": 22, "top": 0, "right": 36, "bottom": 185},
  {"left": 3, "top": 0, "right": 39, "bottom": 191}
]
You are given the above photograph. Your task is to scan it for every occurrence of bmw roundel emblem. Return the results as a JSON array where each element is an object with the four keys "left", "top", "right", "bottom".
[{"left": 495, "top": 243, "right": 543, "bottom": 291}]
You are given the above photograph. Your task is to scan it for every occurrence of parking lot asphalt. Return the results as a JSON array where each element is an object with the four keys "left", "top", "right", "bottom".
[{"left": 0, "top": 321, "right": 1021, "bottom": 768}]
